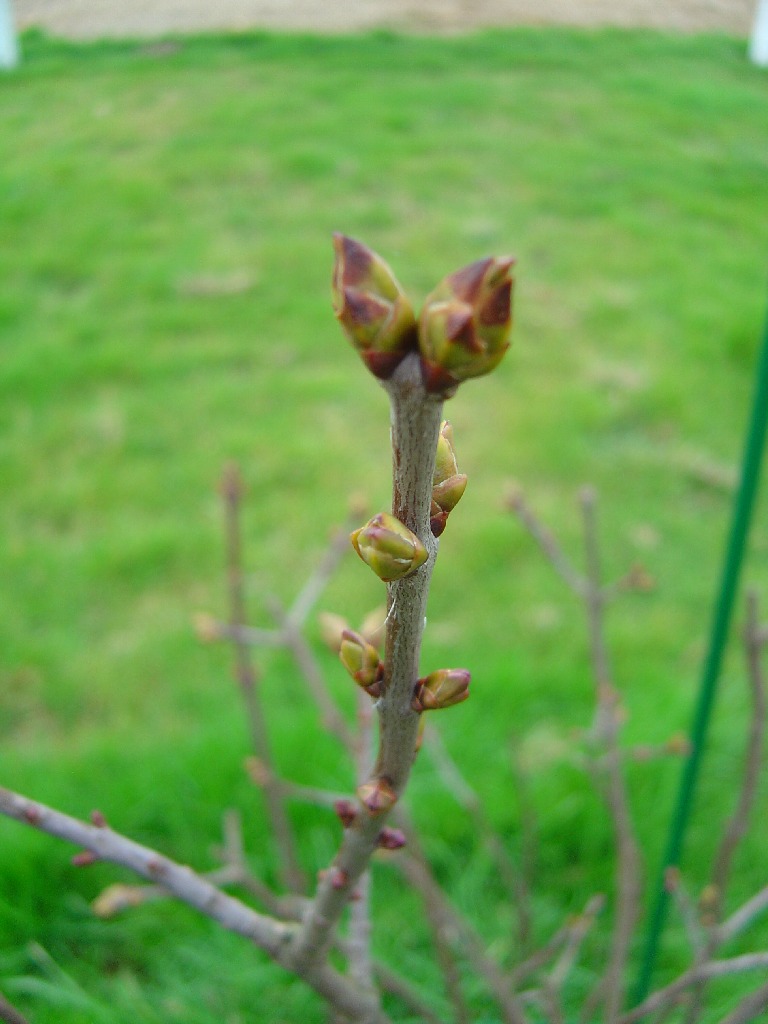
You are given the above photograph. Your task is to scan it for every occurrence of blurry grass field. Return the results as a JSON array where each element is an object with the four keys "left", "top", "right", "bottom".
[{"left": 1, "top": 25, "right": 768, "bottom": 1022}]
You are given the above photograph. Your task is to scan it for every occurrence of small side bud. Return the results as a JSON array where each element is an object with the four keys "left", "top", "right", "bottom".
[
  {"left": 329, "top": 867, "right": 349, "bottom": 890},
  {"left": 432, "top": 474, "right": 468, "bottom": 516},
  {"left": 434, "top": 421, "right": 459, "bottom": 485},
  {"left": 245, "top": 756, "right": 271, "bottom": 787},
  {"left": 412, "top": 668, "right": 471, "bottom": 712},
  {"left": 332, "top": 234, "right": 418, "bottom": 379},
  {"left": 90, "top": 809, "right": 108, "bottom": 828},
  {"left": 339, "top": 628, "right": 384, "bottom": 696},
  {"left": 419, "top": 256, "right": 514, "bottom": 396},
  {"left": 357, "top": 777, "right": 397, "bottom": 816},
  {"left": 377, "top": 827, "right": 407, "bottom": 851},
  {"left": 351, "top": 513, "right": 428, "bottom": 583},
  {"left": 72, "top": 850, "right": 98, "bottom": 867},
  {"left": 193, "top": 612, "right": 221, "bottom": 644},
  {"left": 318, "top": 612, "right": 350, "bottom": 654},
  {"left": 431, "top": 421, "right": 467, "bottom": 536},
  {"left": 334, "top": 799, "right": 358, "bottom": 828}
]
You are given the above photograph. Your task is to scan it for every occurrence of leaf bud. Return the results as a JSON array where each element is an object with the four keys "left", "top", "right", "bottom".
[
  {"left": 412, "top": 668, "right": 471, "bottom": 712},
  {"left": 419, "top": 256, "right": 514, "bottom": 396},
  {"left": 332, "top": 234, "right": 418, "bottom": 379},
  {"left": 377, "top": 827, "right": 407, "bottom": 851},
  {"left": 433, "top": 421, "right": 459, "bottom": 485},
  {"left": 333, "top": 799, "right": 358, "bottom": 828},
  {"left": 339, "top": 628, "right": 384, "bottom": 697},
  {"left": 357, "top": 776, "right": 397, "bottom": 816},
  {"left": 351, "top": 512, "right": 428, "bottom": 583}
]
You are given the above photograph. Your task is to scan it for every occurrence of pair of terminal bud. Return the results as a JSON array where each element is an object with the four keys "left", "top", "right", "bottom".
[
  {"left": 349, "top": 420, "right": 467, "bottom": 585},
  {"left": 338, "top": 627, "right": 470, "bottom": 711},
  {"left": 332, "top": 234, "right": 514, "bottom": 398}
]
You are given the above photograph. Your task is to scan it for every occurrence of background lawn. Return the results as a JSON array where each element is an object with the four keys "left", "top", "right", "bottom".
[{"left": 1, "top": 26, "right": 767, "bottom": 1022}]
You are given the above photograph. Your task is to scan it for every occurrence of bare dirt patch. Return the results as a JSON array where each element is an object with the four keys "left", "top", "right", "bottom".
[{"left": 14, "top": 0, "right": 755, "bottom": 40}]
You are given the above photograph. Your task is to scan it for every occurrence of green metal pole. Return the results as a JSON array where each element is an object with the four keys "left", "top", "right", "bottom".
[{"left": 634, "top": 303, "right": 768, "bottom": 1004}]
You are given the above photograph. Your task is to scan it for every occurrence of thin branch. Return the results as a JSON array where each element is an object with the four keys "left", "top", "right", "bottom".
[
  {"left": 397, "top": 844, "right": 527, "bottom": 1024},
  {"left": 267, "top": 596, "right": 357, "bottom": 751},
  {"left": 288, "top": 506, "right": 364, "bottom": 630},
  {"left": 682, "top": 593, "right": 767, "bottom": 1024},
  {"left": 245, "top": 763, "right": 349, "bottom": 812},
  {"left": 506, "top": 486, "right": 586, "bottom": 595},
  {"left": 578, "top": 488, "right": 642, "bottom": 1024},
  {"left": 709, "top": 590, "right": 766, "bottom": 915},
  {"left": 0, "top": 788, "right": 391, "bottom": 1023},
  {"left": 0, "top": 787, "right": 290, "bottom": 953},
  {"left": 347, "top": 693, "right": 377, "bottom": 996},
  {"left": 717, "top": 884, "right": 768, "bottom": 946},
  {"left": 287, "top": 353, "right": 444, "bottom": 975},
  {"left": 665, "top": 868, "right": 706, "bottom": 957},
  {"left": 195, "top": 616, "right": 286, "bottom": 647},
  {"left": 716, "top": 978, "right": 768, "bottom": 1024},
  {"left": 372, "top": 962, "right": 446, "bottom": 1024},
  {"left": 396, "top": 817, "right": 474, "bottom": 1024},
  {"left": 220, "top": 463, "right": 305, "bottom": 893},
  {"left": 0, "top": 993, "right": 30, "bottom": 1024},
  {"left": 425, "top": 723, "right": 533, "bottom": 950},
  {"left": 619, "top": 953, "right": 768, "bottom": 1024}
]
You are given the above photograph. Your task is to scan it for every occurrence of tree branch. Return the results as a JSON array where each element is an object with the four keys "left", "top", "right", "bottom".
[
  {"left": 287, "top": 353, "right": 443, "bottom": 975},
  {"left": 219, "top": 463, "right": 305, "bottom": 893}
]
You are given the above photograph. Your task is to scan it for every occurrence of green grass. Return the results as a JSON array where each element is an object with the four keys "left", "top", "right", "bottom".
[{"left": 1, "top": 25, "right": 768, "bottom": 1022}]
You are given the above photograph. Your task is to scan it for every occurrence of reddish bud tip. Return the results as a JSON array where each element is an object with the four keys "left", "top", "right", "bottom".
[
  {"left": 90, "top": 810, "right": 108, "bottom": 828},
  {"left": 412, "top": 668, "right": 471, "bottom": 711},
  {"left": 357, "top": 777, "right": 397, "bottom": 816},
  {"left": 419, "top": 255, "right": 515, "bottom": 396},
  {"left": 332, "top": 234, "right": 418, "bottom": 379},
  {"left": 334, "top": 799, "right": 358, "bottom": 828},
  {"left": 72, "top": 850, "right": 98, "bottom": 867},
  {"left": 377, "top": 827, "right": 407, "bottom": 850}
]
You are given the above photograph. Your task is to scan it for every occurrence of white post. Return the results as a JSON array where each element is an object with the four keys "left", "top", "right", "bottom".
[
  {"left": 0, "top": 0, "right": 19, "bottom": 70},
  {"left": 750, "top": 0, "right": 768, "bottom": 67}
]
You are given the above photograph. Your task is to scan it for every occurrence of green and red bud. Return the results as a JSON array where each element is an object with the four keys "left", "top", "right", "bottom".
[
  {"left": 332, "top": 234, "right": 418, "bottom": 380},
  {"left": 419, "top": 255, "right": 514, "bottom": 396},
  {"left": 412, "top": 668, "right": 471, "bottom": 712},
  {"left": 357, "top": 777, "right": 397, "bottom": 816},
  {"left": 351, "top": 512, "right": 428, "bottom": 583},
  {"left": 430, "top": 421, "right": 468, "bottom": 537},
  {"left": 339, "top": 628, "right": 384, "bottom": 697}
]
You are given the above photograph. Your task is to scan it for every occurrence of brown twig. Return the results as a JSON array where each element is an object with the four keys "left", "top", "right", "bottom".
[{"left": 220, "top": 463, "right": 306, "bottom": 894}]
